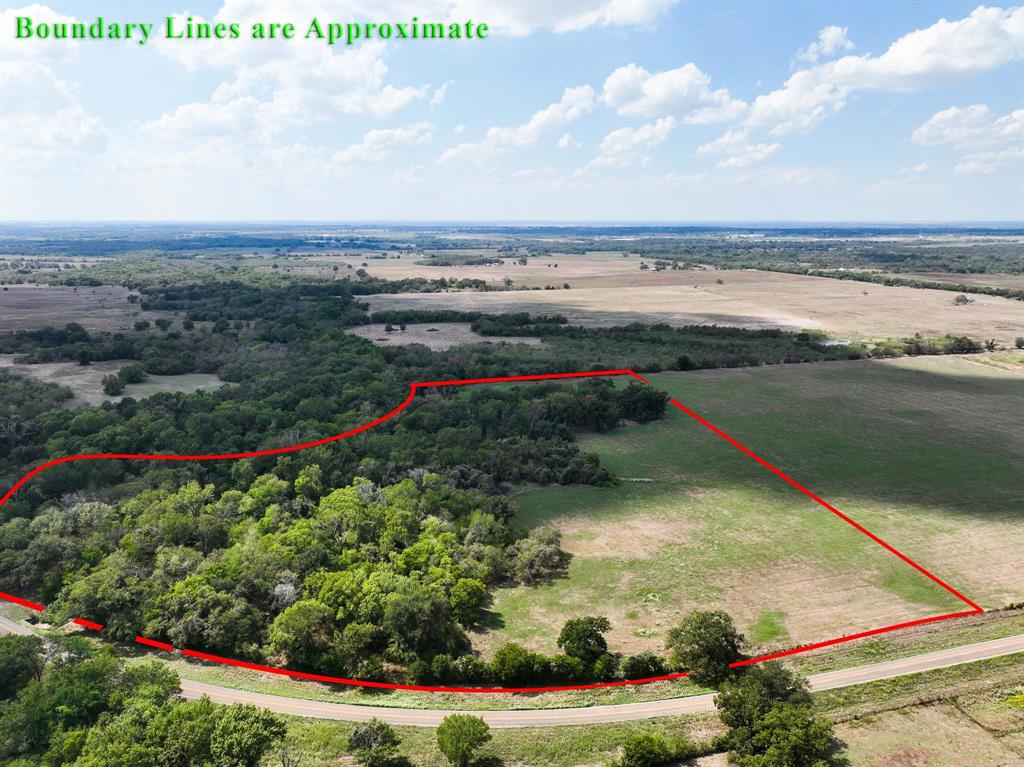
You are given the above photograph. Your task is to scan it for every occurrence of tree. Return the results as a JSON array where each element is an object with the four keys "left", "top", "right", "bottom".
[
  {"left": 436, "top": 714, "right": 490, "bottom": 767},
  {"left": 133, "top": 320, "right": 150, "bottom": 331},
  {"left": 267, "top": 600, "right": 339, "bottom": 671},
  {"left": 620, "top": 733, "right": 672, "bottom": 767},
  {"left": 449, "top": 578, "right": 488, "bottom": 625},
  {"left": 155, "top": 318, "right": 173, "bottom": 331},
  {"left": 716, "top": 662, "right": 838, "bottom": 767},
  {"left": 347, "top": 718, "right": 400, "bottom": 767},
  {"left": 490, "top": 643, "right": 543, "bottom": 685},
  {"left": 0, "top": 635, "right": 44, "bottom": 698},
  {"left": 117, "top": 363, "right": 147, "bottom": 384},
  {"left": 1016, "top": 337, "right": 1024, "bottom": 349},
  {"left": 209, "top": 704, "right": 287, "bottom": 767},
  {"left": 738, "top": 702, "right": 836, "bottom": 767},
  {"left": 666, "top": 610, "right": 744, "bottom": 687},
  {"left": 557, "top": 615, "right": 611, "bottom": 665},
  {"left": 102, "top": 375, "right": 125, "bottom": 396},
  {"left": 715, "top": 662, "right": 811, "bottom": 734},
  {"left": 621, "top": 651, "right": 667, "bottom": 680}
]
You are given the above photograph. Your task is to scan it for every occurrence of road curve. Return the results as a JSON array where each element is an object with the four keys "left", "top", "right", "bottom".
[
  {"left": 0, "top": 615, "right": 35, "bottom": 637},
  {"left": 176, "top": 634, "right": 1024, "bottom": 728}
]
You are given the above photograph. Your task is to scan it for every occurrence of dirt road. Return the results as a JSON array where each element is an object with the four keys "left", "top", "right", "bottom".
[{"left": 176, "top": 634, "right": 1024, "bottom": 728}]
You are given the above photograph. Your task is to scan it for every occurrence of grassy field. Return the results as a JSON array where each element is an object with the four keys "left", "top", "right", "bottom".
[
  {"left": 476, "top": 354, "right": 1024, "bottom": 658},
  {"left": 271, "top": 653, "right": 1024, "bottom": 766},
  {"left": 0, "top": 355, "right": 227, "bottom": 405},
  {"left": 0, "top": 284, "right": 174, "bottom": 332},
  {"left": 366, "top": 268, "right": 1024, "bottom": 344}
]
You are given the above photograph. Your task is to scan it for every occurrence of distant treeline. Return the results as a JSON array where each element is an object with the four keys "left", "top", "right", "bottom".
[{"left": 759, "top": 267, "right": 1024, "bottom": 301}]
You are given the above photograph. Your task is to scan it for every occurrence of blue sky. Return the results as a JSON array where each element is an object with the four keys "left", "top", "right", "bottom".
[{"left": 2, "top": 1, "right": 1021, "bottom": 221}]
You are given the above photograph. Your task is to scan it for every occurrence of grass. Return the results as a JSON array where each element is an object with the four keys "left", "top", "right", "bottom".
[
  {"left": 482, "top": 355, "right": 1023, "bottom": 657},
  {"left": 273, "top": 653, "right": 1024, "bottom": 766},
  {"left": 749, "top": 611, "right": 789, "bottom": 644}
]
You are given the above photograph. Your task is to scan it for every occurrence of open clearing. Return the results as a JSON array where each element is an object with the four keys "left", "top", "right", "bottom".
[
  {"left": 366, "top": 269, "right": 1024, "bottom": 344},
  {"left": 475, "top": 353, "right": 1024, "bottom": 657},
  {"left": 0, "top": 355, "right": 226, "bottom": 405},
  {"left": 837, "top": 701, "right": 1024, "bottom": 766},
  {"left": 345, "top": 322, "right": 543, "bottom": 351},
  {"left": 0, "top": 284, "right": 174, "bottom": 332}
]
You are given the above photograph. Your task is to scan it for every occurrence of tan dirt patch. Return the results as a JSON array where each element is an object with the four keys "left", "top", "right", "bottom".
[
  {"left": 557, "top": 515, "right": 699, "bottom": 559},
  {"left": 344, "top": 322, "right": 542, "bottom": 351}
]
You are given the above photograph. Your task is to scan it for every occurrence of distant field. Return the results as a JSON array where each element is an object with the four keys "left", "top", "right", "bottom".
[
  {"left": 279, "top": 250, "right": 644, "bottom": 288},
  {"left": 0, "top": 285, "right": 174, "bottom": 332},
  {"left": 345, "top": 322, "right": 543, "bottom": 350},
  {"left": 475, "top": 353, "right": 1024, "bottom": 658},
  {"left": 366, "top": 269, "right": 1024, "bottom": 344},
  {"left": 884, "top": 272, "right": 1024, "bottom": 290},
  {"left": 0, "top": 355, "right": 226, "bottom": 405}
]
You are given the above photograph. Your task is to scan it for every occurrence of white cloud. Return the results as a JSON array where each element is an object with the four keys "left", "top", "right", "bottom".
[
  {"left": 557, "top": 133, "right": 582, "bottom": 149},
  {"left": 601, "top": 62, "right": 747, "bottom": 123},
  {"left": 588, "top": 117, "right": 676, "bottom": 168},
  {"left": 747, "top": 6, "right": 1024, "bottom": 136},
  {"left": 696, "top": 129, "right": 781, "bottom": 168},
  {"left": 795, "top": 25, "right": 854, "bottom": 64},
  {"left": 453, "top": 123, "right": 466, "bottom": 135},
  {"left": 431, "top": 80, "right": 455, "bottom": 106},
  {"left": 911, "top": 104, "right": 1022, "bottom": 175},
  {"left": 438, "top": 85, "right": 595, "bottom": 164},
  {"left": 1, "top": 4, "right": 107, "bottom": 168},
  {"left": 899, "top": 163, "right": 931, "bottom": 174},
  {"left": 0, "top": 61, "right": 106, "bottom": 165},
  {"left": 955, "top": 147, "right": 1023, "bottom": 174},
  {"left": 332, "top": 122, "right": 434, "bottom": 163},
  {"left": 912, "top": 105, "right": 1023, "bottom": 149}
]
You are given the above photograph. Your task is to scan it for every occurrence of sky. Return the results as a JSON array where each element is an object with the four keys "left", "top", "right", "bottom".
[{"left": 1, "top": 0, "right": 1021, "bottom": 222}]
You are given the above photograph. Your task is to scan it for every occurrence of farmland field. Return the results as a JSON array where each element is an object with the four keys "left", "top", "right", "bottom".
[
  {"left": 366, "top": 268, "right": 1024, "bottom": 344},
  {"left": 476, "top": 353, "right": 1024, "bottom": 657},
  {"left": 0, "top": 285, "right": 173, "bottom": 332}
]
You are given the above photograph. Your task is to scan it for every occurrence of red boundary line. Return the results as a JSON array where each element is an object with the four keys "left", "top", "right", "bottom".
[{"left": 0, "top": 368, "right": 982, "bottom": 693}]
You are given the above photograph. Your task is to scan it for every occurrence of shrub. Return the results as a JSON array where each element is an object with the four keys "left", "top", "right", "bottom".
[
  {"left": 620, "top": 733, "right": 672, "bottom": 767},
  {"left": 557, "top": 615, "right": 611, "bottom": 664},
  {"left": 102, "top": 375, "right": 125, "bottom": 396},
  {"left": 117, "top": 363, "right": 147, "bottom": 384},
  {"left": 347, "top": 718, "right": 400, "bottom": 767},
  {"left": 436, "top": 714, "right": 491, "bottom": 767},
  {"left": 621, "top": 651, "right": 668, "bottom": 680}
]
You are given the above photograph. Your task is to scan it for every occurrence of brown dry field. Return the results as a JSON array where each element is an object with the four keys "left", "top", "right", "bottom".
[
  {"left": 837, "top": 702, "right": 1024, "bottom": 766},
  {"left": 0, "top": 285, "right": 175, "bottom": 332},
  {"left": 0, "top": 355, "right": 226, "bottom": 405},
  {"left": 365, "top": 268, "right": 1024, "bottom": 344},
  {"left": 345, "top": 322, "right": 543, "bottom": 351},
  {"left": 274, "top": 251, "right": 642, "bottom": 288}
]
